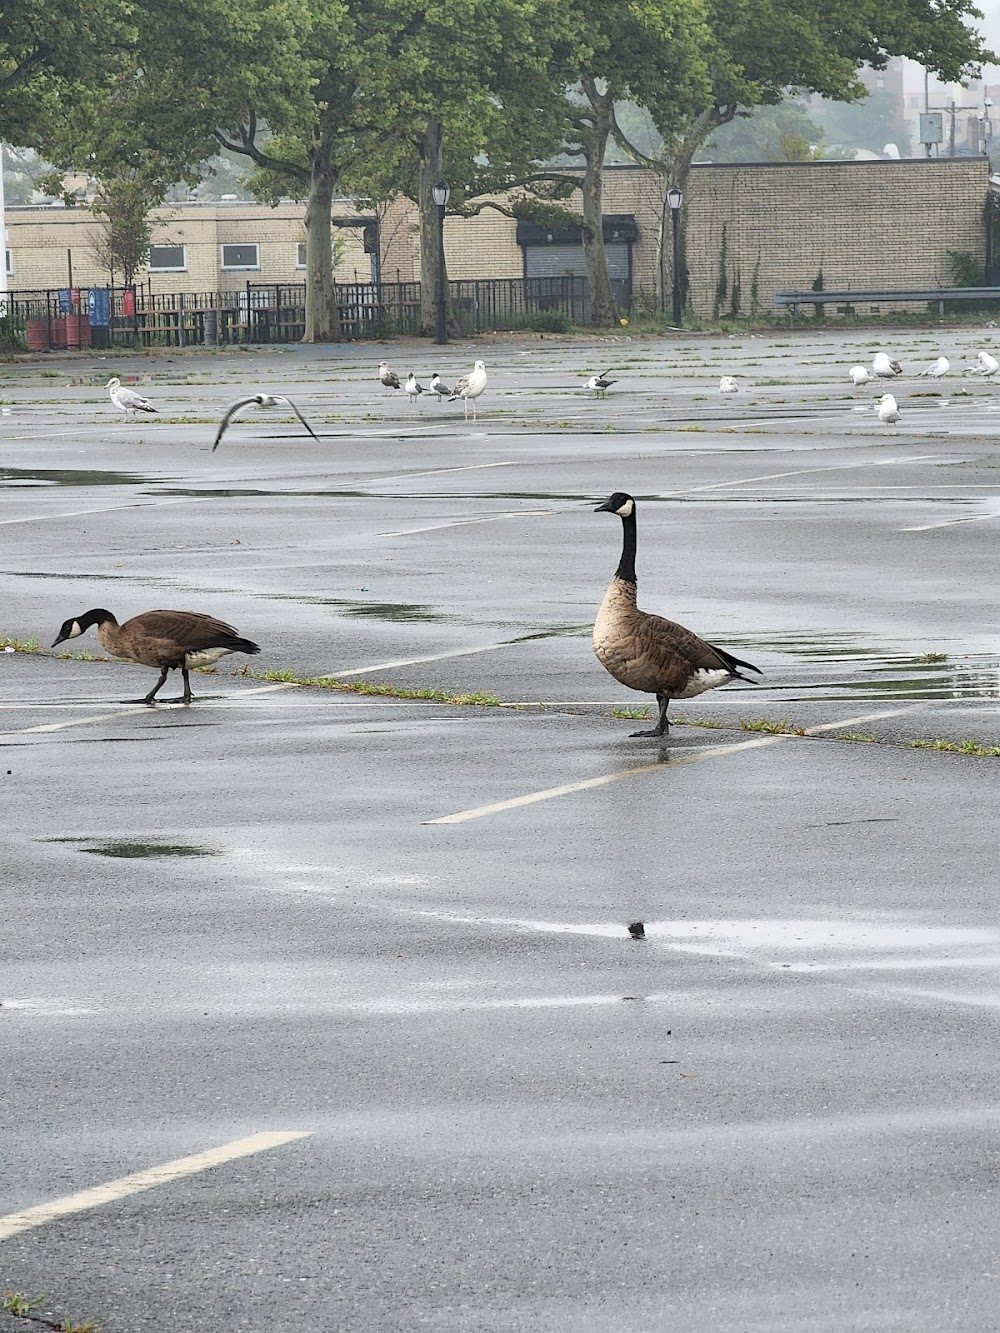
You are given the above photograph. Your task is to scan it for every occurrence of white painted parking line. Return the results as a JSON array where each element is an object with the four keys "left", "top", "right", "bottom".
[
  {"left": 378, "top": 508, "right": 555, "bottom": 537},
  {"left": 424, "top": 702, "right": 941, "bottom": 824},
  {"left": 0, "top": 682, "right": 297, "bottom": 736},
  {"left": 0, "top": 1131, "right": 311, "bottom": 1241},
  {"left": 673, "top": 454, "right": 940, "bottom": 496},
  {"left": 363, "top": 460, "right": 516, "bottom": 485},
  {"left": 0, "top": 499, "right": 196, "bottom": 527},
  {"left": 902, "top": 510, "right": 1000, "bottom": 532}
]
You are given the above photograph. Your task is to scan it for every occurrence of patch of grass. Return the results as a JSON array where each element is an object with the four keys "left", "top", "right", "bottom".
[
  {"left": 837, "top": 732, "right": 876, "bottom": 743},
  {"left": 908, "top": 737, "right": 1000, "bottom": 757},
  {"left": 0, "top": 633, "right": 41, "bottom": 653},
  {"left": 739, "top": 717, "right": 806, "bottom": 736},
  {"left": 55, "top": 649, "right": 109, "bottom": 661},
  {"left": 251, "top": 668, "right": 503, "bottom": 707},
  {"left": 913, "top": 651, "right": 948, "bottom": 663},
  {"left": 673, "top": 716, "right": 726, "bottom": 729},
  {"left": 3, "top": 1293, "right": 45, "bottom": 1316},
  {"left": 39, "top": 369, "right": 62, "bottom": 378},
  {"left": 611, "top": 706, "right": 650, "bottom": 720}
]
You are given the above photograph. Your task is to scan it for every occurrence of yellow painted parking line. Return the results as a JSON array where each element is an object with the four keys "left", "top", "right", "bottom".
[
  {"left": 0, "top": 1131, "right": 311, "bottom": 1241},
  {"left": 425, "top": 702, "right": 940, "bottom": 825}
]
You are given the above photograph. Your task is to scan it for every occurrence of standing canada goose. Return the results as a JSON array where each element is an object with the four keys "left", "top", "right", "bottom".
[
  {"left": 51, "top": 609, "right": 261, "bottom": 704},
  {"left": 872, "top": 352, "right": 903, "bottom": 383},
  {"left": 593, "top": 493, "right": 762, "bottom": 737},
  {"left": 379, "top": 361, "right": 401, "bottom": 390},
  {"left": 404, "top": 372, "right": 426, "bottom": 405},
  {"left": 448, "top": 360, "right": 487, "bottom": 419},
  {"left": 106, "top": 377, "right": 157, "bottom": 423},
  {"left": 211, "top": 393, "right": 319, "bottom": 451},
  {"left": 849, "top": 365, "right": 873, "bottom": 390},
  {"left": 585, "top": 369, "right": 617, "bottom": 398}
]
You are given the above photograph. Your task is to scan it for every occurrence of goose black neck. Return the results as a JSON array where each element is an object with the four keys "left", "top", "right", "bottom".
[
  {"left": 616, "top": 510, "right": 637, "bottom": 585},
  {"left": 80, "top": 608, "right": 117, "bottom": 631}
]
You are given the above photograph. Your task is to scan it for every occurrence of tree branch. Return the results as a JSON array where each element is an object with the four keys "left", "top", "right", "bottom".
[{"left": 212, "top": 117, "right": 310, "bottom": 183}]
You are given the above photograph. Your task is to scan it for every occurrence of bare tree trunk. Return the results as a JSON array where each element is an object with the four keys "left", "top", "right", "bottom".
[
  {"left": 303, "top": 156, "right": 341, "bottom": 343},
  {"left": 579, "top": 77, "right": 617, "bottom": 327},
  {"left": 418, "top": 119, "right": 450, "bottom": 336}
]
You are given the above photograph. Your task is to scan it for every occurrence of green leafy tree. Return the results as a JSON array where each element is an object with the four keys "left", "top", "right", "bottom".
[{"left": 612, "top": 0, "right": 993, "bottom": 311}]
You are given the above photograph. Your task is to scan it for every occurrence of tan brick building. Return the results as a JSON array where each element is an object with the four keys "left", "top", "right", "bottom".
[{"left": 5, "top": 157, "right": 991, "bottom": 320}]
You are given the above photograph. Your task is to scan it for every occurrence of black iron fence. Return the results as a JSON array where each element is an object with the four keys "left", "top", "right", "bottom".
[{"left": 2, "top": 275, "right": 606, "bottom": 349}]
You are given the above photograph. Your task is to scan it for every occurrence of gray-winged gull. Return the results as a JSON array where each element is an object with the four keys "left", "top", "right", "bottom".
[
  {"left": 212, "top": 394, "right": 319, "bottom": 452},
  {"left": 107, "top": 377, "right": 157, "bottom": 423},
  {"left": 448, "top": 360, "right": 487, "bottom": 420}
]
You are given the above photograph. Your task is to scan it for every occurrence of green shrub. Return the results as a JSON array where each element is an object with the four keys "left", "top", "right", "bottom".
[{"left": 511, "top": 308, "right": 572, "bottom": 333}]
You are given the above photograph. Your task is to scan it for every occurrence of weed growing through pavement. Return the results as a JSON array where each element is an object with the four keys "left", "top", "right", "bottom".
[
  {"left": 611, "top": 706, "right": 650, "bottom": 720},
  {"left": 673, "top": 716, "right": 726, "bottom": 729},
  {"left": 739, "top": 717, "right": 806, "bottom": 735},
  {"left": 252, "top": 668, "right": 503, "bottom": 707},
  {"left": 0, "top": 633, "right": 40, "bottom": 653},
  {"left": 907, "top": 737, "right": 1000, "bottom": 757},
  {"left": 837, "top": 732, "right": 876, "bottom": 743},
  {"left": 913, "top": 651, "right": 948, "bottom": 663},
  {"left": 3, "top": 1293, "right": 45, "bottom": 1316}
]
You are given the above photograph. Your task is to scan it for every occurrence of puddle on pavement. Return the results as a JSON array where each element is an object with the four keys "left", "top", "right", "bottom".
[
  {"left": 0, "top": 467, "right": 162, "bottom": 488},
  {"left": 269, "top": 595, "right": 444, "bottom": 621},
  {"left": 46, "top": 838, "right": 220, "bottom": 858},
  {"left": 0, "top": 569, "right": 130, "bottom": 581}
]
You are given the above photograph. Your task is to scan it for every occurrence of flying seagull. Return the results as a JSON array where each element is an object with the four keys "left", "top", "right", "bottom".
[
  {"left": 918, "top": 356, "right": 949, "bottom": 379},
  {"left": 379, "top": 361, "right": 401, "bottom": 390},
  {"left": 107, "top": 377, "right": 157, "bottom": 423},
  {"left": 585, "top": 369, "right": 617, "bottom": 398},
  {"left": 211, "top": 394, "right": 319, "bottom": 452},
  {"left": 448, "top": 360, "right": 488, "bottom": 420},
  {"left": 404, "top": 372, "right": 426, "bottom": 405}
]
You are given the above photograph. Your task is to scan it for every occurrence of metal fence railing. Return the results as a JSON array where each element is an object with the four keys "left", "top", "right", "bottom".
[{"left": 3, "top": 273, "right": 621, "bottom": 348}]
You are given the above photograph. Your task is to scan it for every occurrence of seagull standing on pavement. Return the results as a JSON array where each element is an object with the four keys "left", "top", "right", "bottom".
[
  {"left": 211, "top": 394, "right": 320, "bottom": 452},
  {"left": 107, "top": 377, "right": 157, "bottom": 423},
  {"left": 585, "top": 369, "right": 617, "bottom": 399},
  {"left": 918, "top": 356, "right": 949, "bottom": 379},
  {"left": 850, "top": 365, "right": 873, "bottom": 390},
  {"left": 429, "top": 373, "right": 451, "bottom": 403},
  {"left": 872, "top": 352, "right": 903, "bottom": 383},
  {"left": 877, "top": 393, "right": 901, "bottom": 432},
  {"left": 378, "top": 361, "right": 401, "bottom": 391},
  {"left": 448, "top": 360, "right": 488, "bottom": 420},
  {"left": 976, "top": 350, "right": 999, "bottom": 378},
  {"left": 719, "top": 375, "right": 740, "bottom": 394},
  {"left": 404, "top": 373, "right": 426, "bottom": 405}
]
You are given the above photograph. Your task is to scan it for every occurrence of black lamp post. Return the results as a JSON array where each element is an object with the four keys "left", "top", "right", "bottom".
[
  {"left": 667, "top": 185, "right": 683, "bottom": 327},
  {"left": 431, "top": 179, "right": 450, "bottom": 344}
]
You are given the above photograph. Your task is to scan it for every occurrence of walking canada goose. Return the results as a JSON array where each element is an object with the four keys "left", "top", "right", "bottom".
[
  {"left": 448, "top": 360, "right": 487, "bottom": 419},
  {"left": 212, "top": 393, "right": 319, "bottom": 451},
  {"left": 106, "top": 378, "right": 157, "bottom": 423},
  {"left": 585, "top": 369, "right": 617, "bottom": 398},
  {"left": 379, "top": 361, "right": 401, "bottom": 390},
  {"left": 593, "top": 492, "right": 762, "bottom": 737},
  {"left": 51, "top": 609, "right": 261, "bottom": 704}
]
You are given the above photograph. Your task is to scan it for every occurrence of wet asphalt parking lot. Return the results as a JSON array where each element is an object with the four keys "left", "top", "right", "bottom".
[{"left": 3, "top": 327, "right": 1000, "bottom": 1331}]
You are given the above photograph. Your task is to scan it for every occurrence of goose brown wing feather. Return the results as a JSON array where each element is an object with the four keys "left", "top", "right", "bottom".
[{"left": 124, "top": 609, "right": 241, "bottom": 645}]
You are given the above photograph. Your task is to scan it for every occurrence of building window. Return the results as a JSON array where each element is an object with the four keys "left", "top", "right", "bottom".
[
  {"left": 296, "top": 242, "right": 307, "bottom": 269},
  {"left": 875, "top": 76, "right": 885, "bottom": 89},
  {"left": 4, "top": 249, "right": 11, "bottom": 278},
  {"left": 148, "top": 244, "right": 187, "bottom": 272},
  {"left": 221, "top": 243, "right": 260, "bottom": 271}
]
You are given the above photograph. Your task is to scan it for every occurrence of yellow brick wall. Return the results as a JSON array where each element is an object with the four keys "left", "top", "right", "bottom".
[{"left": 6, "top": 159, "right": 990, "bottom": 318}]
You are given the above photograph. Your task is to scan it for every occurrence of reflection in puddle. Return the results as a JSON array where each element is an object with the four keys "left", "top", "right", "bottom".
[
  {"left": 0, "top": 467, "right": 161, "bottom": 488},
  {"left": 269, "top": 595, "right": 444, "bottom": 622},
  {"left": 46, "top": 838, "right": 220, "bottom": 858}
]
